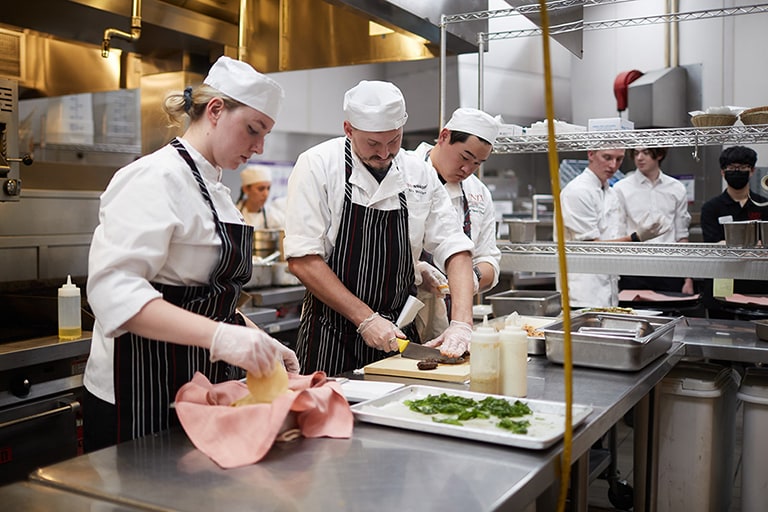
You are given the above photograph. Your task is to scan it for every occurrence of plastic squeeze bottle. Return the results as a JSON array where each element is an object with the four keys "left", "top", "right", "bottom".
[
  {"left": 58, "top": 275, "right": 82, "bottom": 341},
  {"left": 469, "top": 315, "right": 500, "bottom": 394},
  {"left": 499, "top": 313, "right": 528, "bottom": 397}
]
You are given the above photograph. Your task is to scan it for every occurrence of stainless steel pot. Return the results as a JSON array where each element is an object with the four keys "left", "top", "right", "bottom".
[
  {"left": 244, "top": 260, "right": 273, "bottom": 288},
  {"left": 253, "top": 229, "right": 284, "bottom": 258},
  {"left": 272, "top": 261, "right": 301, "bottom": 286}
]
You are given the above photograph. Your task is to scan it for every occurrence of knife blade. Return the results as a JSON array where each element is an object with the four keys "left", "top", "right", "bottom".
[{"left": 396, "top": 338, "right": 466, "bottom": 364}]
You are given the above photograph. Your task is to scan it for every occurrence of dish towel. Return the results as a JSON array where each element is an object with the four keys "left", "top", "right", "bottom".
[{"left": 175, "top": 371, "right": 353, "bottom": 468}]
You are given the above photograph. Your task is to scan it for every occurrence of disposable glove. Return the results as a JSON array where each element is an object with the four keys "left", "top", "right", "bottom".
[
  {"left": 210, "top": 322, "right": 300, "bottom": 377},
  {"left": 357, "top": 312, "right": 406, "bottom": 352},
  {"left": 635, "top": 212, "right": 671, "bottom": 241},
  {"left": 415, "top": 261, "right": 449, "bottom": 296},
  {"left": 424, "top": 320, "right": 473, "bottom": 357}
]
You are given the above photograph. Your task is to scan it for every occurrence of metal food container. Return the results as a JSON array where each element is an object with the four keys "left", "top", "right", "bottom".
[
  {"left": 722, "top": 220, "right": 757, "bottom": 247},
  {"left": 487, "top": 290, "right": 562, "bottom": 317},
  {"left": 754, "top": 319, "right": 768, "bottom": 341},
  {"left": 505, "top": 219, "right": 539, "bottom": 242},
  {"left": 542, "top": 312, "right": 682, "bottom": 371}
]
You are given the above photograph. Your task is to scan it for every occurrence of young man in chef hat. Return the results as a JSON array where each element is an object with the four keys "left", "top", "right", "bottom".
[
  {"left": 236, "top": 164, "right": 285, "bottom": 229},
  {"left": 409, "top": 107, "right": 502, "bottom": 340},
  {"left": 283, "top": 80, "right": 476, "bottom": 376}
]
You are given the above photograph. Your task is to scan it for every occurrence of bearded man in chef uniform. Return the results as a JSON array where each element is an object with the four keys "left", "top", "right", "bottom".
[
  {"left": 283, "top": 80, "right": 476, "bottom": 376},
  {"left": 409, "top": 108, "right": 502, "bottom": 340},
  {"left": 558, "top": 149, "right": 669, "bottom": 307}
]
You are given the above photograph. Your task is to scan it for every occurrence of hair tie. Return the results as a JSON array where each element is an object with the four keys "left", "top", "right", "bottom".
[{"left": 183, "top": 86, "right": 193, "bottom": 113}]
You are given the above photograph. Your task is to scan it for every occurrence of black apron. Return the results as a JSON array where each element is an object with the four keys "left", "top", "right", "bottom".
[
  {"left": 112, "top": 138, "right": 253, "bottom": 442},
  {"left": 296, "top": 138, "right": 417, "bottom": 375}
]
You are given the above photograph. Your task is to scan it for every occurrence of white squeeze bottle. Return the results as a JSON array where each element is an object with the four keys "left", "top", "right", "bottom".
[
  {"left": 499, "top": 312, "right": 528, "bottom": 397},
  {"left": 58, "top": 275, "right": 82, "bottom": 341},
  {"left": 469, "top": 315, "right": 500, "bottom": 394}
]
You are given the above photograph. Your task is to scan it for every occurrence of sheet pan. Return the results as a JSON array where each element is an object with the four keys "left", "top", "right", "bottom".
[{"left": 351, "top": 385, "right": 592, "bottom": 450}]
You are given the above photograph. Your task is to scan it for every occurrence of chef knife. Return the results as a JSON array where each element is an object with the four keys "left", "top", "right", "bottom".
[{"left": 395, "top": 338, "right": 466, "bottom": 364}]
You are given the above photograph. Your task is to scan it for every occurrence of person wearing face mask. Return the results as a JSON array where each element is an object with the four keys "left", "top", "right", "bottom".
[
  {"left": 408, "top": 108, "right": 502, "bottom": 340},
  {"left": 558, "top": 149, "right": 670, "bottom": 308},
  {"left": 83, "top": 56, "right": 299, "bottom": 451},
  {"left": 283, "top": 81, "right": 475, "bottom": 376},
  {"left": 701, "top": 146, "right": 767, "bottom": 242},
  {"left": 700, "top": 145, "right": 768, "bottom": 318},
  {"left": 236, "top": 164, "right": 285, "bottom": 229}
]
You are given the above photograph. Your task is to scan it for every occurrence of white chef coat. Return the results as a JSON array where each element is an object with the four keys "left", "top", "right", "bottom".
[
  {"left": 238, "top": 198, "right": 285, "bottom": 230},
  {"left": 412, "top": 142, "right": 502, "bottom": 282},
  {"left": 409, "top": 142, "right": 501, "bottom": 339},
  {"left": 557, "top": 168, "right": 625, "bottom": 308},
  {"left": 613, "top": 170, "right": 691, "bottom": 243},
  {"left": 84, "top": 139, "right": 245, "bottom": 404},
  {"left": 283, "top": 137, "right": 474, "bottom": 274}
]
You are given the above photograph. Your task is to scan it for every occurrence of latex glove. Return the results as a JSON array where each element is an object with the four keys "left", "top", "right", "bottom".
[
  {"left": 472, "top": 267, "right": 480, "bottom": 295},
  {"left": 357, "top": 312, "right": 406, "bottom": 352},
  {"left": 635, "top": 212, "right": 671, "bottom": 241},
  {"left": 210, "top": 323, "right": 300, "bottom": 378},
  {"left": 424, "top": 320, "right": 473, "bottom": 357},
  {"left": 416, "top": 261, "right": 449, "bottom": 296}
]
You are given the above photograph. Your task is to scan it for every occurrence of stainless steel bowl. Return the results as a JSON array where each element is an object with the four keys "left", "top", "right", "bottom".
[
  {"left": 505, "top": 219, "right": 539, "bottom": 242},
  {"left": 723, "top": 221, "right": 757, "bottom": 247},
  {"left": 754, "top": 319, "right": 768, "bottom": 341}
]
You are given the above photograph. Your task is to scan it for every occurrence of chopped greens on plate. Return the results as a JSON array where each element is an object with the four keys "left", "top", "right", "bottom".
[{"left": 404, "top": 393, "right": 533, "bottom": 433}]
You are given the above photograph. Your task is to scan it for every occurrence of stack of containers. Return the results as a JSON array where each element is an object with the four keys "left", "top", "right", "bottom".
[
  {"left": 654, "top": 361, "right": 739, "bottom": 512},
  {"left": 737, "top": 366, "right": 768, "bottom": 512}
]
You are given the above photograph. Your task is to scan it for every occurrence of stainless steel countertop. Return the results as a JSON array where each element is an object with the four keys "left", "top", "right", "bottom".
[
  {"left": 29, "top": 347, "right": 684, "bottom": 512},
  {"left": 676, "top": 317, "right": 768, "bottom": 363},
  {"left": 0, "top": 481, "right": 141, "bottom": 511}
]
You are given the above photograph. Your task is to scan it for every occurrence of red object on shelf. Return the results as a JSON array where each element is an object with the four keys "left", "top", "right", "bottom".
[{"left": 613, "top": 70, "right": 644, "bottom": 112}]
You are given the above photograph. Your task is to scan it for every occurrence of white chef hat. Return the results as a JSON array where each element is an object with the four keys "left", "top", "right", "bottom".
[
  {"left": 343, "top": 80, "right": 408, "bottom": 132},
  {"left": 240, "top": 165, "right": 272, "bottom": 186},
  {"left": 444, "top": 107, "right": 501, "bottom": 145},
  {"left": 203, "top": 56, "right": 285, "bottom": 122}
]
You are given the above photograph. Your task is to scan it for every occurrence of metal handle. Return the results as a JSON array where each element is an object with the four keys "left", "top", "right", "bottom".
[{"left": 0, "top": 401, "right": 79, "bottom": 430}]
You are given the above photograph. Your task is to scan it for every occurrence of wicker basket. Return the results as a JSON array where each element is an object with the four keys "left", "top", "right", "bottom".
[
  {"left": 740, "top": 105, "right": 768, "bottom": 116},
  {"left": 740, "top": 111, "right": 768, "bottom": 126},
  {"left": 690, "top": 113, "right": 738, "bottom": 127}
]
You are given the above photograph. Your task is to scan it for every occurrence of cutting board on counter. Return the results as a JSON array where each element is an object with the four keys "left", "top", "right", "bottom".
[{"left": 364, "top": 354, "right": 470, "bottom": 383}]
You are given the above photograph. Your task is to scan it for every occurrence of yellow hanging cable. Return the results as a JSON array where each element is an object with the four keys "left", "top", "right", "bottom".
[{"left": 537, "top": 2, "right": 574, "bottom": 511}]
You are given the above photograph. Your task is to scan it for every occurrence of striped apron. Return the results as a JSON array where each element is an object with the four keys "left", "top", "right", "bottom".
[
  {"left": 296, "top": 138, "right": 417, "bottom": 375},
  {"left": 112, "top": 138, "right": 253, "bottom": 442}
]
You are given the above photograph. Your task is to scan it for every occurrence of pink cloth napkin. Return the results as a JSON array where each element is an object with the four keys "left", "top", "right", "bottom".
[
  {"left": 618, "top": 289, "right": 700, "bottom": 302},
  {"left": 175, "top": 371, "right": 353, "bottom": 469}
]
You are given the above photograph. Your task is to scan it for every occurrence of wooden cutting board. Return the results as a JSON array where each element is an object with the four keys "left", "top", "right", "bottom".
[{"left": 363, "top": 354, "right": 471, "bottom": 383}]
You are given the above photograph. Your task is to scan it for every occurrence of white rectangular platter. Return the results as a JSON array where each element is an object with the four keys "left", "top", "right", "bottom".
[{"left": 351, "top": 385, "right": 592, "bottom": 450}]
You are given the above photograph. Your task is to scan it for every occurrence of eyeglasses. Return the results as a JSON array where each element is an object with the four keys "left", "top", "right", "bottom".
[{"left": 724, "top": 166, "right": 753, "bottom": 172}]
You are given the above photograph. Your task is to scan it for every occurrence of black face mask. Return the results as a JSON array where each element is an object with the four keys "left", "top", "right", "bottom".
[{"left": 724, "top": 170, "right": 750, "bottom": 190}]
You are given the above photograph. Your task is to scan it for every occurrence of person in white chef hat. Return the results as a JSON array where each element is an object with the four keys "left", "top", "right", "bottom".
[
  {"left": 283, "top": 80, "right": 476, "bottom": 376},
  {"left": 409, "top": 107, "right": 502, "bottom": 340},
  {"left": 83, "top": 55, "right": 299, "bottom": 452},
  {"left": 236, "top": 164, "right": 285, "bottom": 229}
]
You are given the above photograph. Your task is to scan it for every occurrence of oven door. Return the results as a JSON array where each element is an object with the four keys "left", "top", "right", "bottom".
[{"left": 0, "top": 394, "right": 79, "bottom": 485}]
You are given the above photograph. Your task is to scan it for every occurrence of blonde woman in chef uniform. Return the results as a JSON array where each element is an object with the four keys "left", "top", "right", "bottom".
[
  {"left": 283, "top": 80, "right": 476, "bottom": 376},
  {"left": 83, "top": 56, "right": 299, "bottom": 452},
  {"left": 410, "top": 108, "right": 502, "bottom": 340},
  {"left": 236, "top": 164, "right": 285, "bottom": 229}
]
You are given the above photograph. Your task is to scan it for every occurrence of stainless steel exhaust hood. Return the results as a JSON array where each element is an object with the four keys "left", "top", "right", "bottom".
[{"left": 1, "top": 0, "right": 486, "bottom": 74}]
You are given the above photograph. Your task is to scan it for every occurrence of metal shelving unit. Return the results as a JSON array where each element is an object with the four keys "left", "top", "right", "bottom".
[
  {"left": 493, "top": 124, "right": 768, "bottom": 153},
  {"left": 500, "top": 242, "right": 768, "bottom": 280}
]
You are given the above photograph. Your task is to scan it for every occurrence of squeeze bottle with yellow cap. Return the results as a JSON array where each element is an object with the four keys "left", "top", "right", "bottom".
[
  {"left": 58, "top": 275, "right": 82, "bottom": 341},
  {"left": 499, "top": 312, "right": 528, "bottom": 397},
  {"left": 469, "top": 315, "right": 500, "bottom": 394}
]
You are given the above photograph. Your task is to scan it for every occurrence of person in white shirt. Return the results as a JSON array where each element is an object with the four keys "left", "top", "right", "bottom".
[
  {"left": 283, "top": 80, "right": 475, "bottom": 376},
  {"left": 613, "top": 147, "right": 694, "bottom": 294},
  {"left": 558, "top": 149, "right": 669, "bottom": 307},
  {"left": 409, "top": 107, "right": 502, "bottom": 340},
  {"left": 83, "top": 56, "right": 299, "bottom": 452},
  {"left": 236, "top": 165, "right": 285, "bottom": 229}
]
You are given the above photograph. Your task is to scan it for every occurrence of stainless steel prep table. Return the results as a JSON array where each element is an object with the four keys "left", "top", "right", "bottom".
[
  {"left": 28, "top": 346, "right": 684, "bottom": 512},
  {"left": 0, "top": 480, "right": 143, "bottom": 511},
  {"left": 676, "top": 317, "right": 768, "bottom": 363}
]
